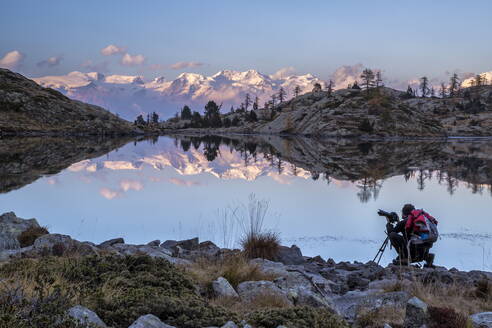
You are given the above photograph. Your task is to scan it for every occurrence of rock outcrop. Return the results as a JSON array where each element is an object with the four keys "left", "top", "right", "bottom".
[{"left": 0, "top": 68, "right": 135, "bottom": 135}]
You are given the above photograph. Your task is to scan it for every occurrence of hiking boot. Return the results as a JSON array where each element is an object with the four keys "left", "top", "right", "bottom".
[{"left": 424, "top": 253, "right": 435, "bottom": 268}]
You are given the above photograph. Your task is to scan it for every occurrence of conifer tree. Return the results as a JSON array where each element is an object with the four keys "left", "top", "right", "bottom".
[
  {"left": 294, "top": 85, "right": 301, "bottom": 98},
  {"left": 439, "top": 83, "right": 447, "bottom": 98},
  {"left": 244, "top": 93, "right": 251, "bottom": 110},
  {"left": 253, "top": 96, "right": 259, "bottom": 110},
  {"left": 375, "top": 71, "right": 383, "bottom": 88},
  {"left": 327, "top": 80, "right": 334, "bottom": 96},
  {"left": 449, "top": 73, "right": 460, "bottom": 97},
  {"left": 180, "top": 105, "right": 192, "bottom": 120},
  {"left": 278, "top": 87, "right": 286, "bottom": 103},
  {"left": 360, "top": 68, "right": 376, "bottom": 91},
  {"left": 134, "top": 114, "right": 146, "bottom": 126},
  {"left": 312, "top": 83, "right": 322, "bottom": 93},
  {"left": 419, "top": 76, "right": 430, "bottom": 98}
]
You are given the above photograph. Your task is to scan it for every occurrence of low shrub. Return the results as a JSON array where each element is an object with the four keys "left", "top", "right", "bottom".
[
  {"left": 355, "top": 306, "right": 405, "bottom": 328},
  {"left": 247, "top": 306, "right": 349, "bottom": 328},
  {"left": 17, "top": 226, "right": 49, "bottom": 247},
  {"left": 428, "top": 306, "right": 469, "bottom": 328},
  {"left": 0, "top": 255, "right": 235, "bottom": 328}
]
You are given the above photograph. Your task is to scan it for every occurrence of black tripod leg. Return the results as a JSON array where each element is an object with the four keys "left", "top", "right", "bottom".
[{"left": 373, "top": 237, "right": 389, "bottom": 264}]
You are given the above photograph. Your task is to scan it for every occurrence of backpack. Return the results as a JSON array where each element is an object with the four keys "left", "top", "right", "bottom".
[{"left": 408, "top": 209, "right": 439, "bottom": 243}]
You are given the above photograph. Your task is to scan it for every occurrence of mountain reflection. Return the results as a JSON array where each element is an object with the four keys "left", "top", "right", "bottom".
[
  {"left": 170, "top": 135, "right": 492, "bottom": 202},
  {"left": 1, "top": 135, "right": 492, "bottom": 202}
]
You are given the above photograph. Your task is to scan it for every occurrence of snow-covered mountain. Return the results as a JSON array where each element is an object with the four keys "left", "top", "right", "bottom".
[
  {"left": 462, "top": 71, "right": 492, "bottom": 87},
  {"left": 33, "top": 70, "right": 325, "bottom": 120}
]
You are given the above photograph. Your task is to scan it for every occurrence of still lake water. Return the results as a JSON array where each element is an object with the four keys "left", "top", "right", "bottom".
[{"left": 1, "top": 135, "right": 491, "bottom": 271}]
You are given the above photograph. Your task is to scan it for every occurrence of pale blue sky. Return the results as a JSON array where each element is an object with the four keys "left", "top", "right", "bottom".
[{"left": 1, "top": 0, "right": 491, "bottom": 81}]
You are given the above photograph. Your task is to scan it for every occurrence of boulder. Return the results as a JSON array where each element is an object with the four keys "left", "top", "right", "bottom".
[
  {"left": 275, "top": 245, "right": 305, "bottom": 265},
  {"left": 212, "top": 277, "right": 239, "bottom": 298},
  {"left": 67, "top": 305, "right": 107, "bottom": 328},
  {"left": 0, "top": 212, "right": 40, "bottom": 251},
  {"left": 471, "top": 312, "right": 492, "bottom": 328},
  {"left": 333, "top": 290, "right": 410, "bottom": 323},
  {"left": 237, "top": 280, "right": 291, "bottom": 304},
  {"left": 128, "top": 314, "right": 176, "bottom": 328},
  {"left": 98, "top": 237, "right": 124, "bottom": 248},
  {"left": 221, "top": 321, "right": 238, "bottom": 328},
  {"left": 111, "top": 243, "right": 190, "bottom": 265},
  {"left": 147, "top": 240, "right": 161, "bottom": 247},
  {"left": 33, "top": 234, "right": 99, "bottom": 256},
  {"left": 403, "top": 297, "right": 428, "bottom": 328}
]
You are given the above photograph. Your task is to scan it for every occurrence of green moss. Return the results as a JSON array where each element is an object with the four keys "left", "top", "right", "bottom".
[
  {"left": 247, "top": 307, "right": 349, "bottom": 328},
  {"left": 0, "top": 256, "right": 235, "bottom": 328}
]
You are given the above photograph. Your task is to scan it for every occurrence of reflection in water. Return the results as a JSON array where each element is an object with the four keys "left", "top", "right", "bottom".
[
  {"left": 1, "top": 135, "right": 491, "bottom": 270},
  {"left": 170, "top": 134, "right": 492, "bottom": 202}
]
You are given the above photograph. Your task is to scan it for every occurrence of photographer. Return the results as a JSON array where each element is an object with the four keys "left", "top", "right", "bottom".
[{"left": 384, "top": 204, "right": 436, "bottom": 267}]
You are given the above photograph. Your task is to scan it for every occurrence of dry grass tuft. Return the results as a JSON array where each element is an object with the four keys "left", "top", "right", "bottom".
[
  {"left": 187, "top": 254, "right": 277, "bottom": 291},
  {"left": 241, "top": 231, "right": 280, "bottom": 260},
  {"left": 355, "top": 306, "right": 405, "bottom": 328},
  {"left": 17, "top": 226, "right": 49, "bottom": 247}
]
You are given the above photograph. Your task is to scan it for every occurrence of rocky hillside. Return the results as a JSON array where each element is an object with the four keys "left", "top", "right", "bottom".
[
  {"left": 165, "top": 85, "right": 492, "bottom": 137},
  {"left": 0, "top": 69, "right": 136, "bottom": 135}
]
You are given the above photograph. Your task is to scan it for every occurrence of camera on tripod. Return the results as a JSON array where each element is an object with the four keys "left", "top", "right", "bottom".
[{"left": 377, "top": 209, "right": 399, "bottom": 223}]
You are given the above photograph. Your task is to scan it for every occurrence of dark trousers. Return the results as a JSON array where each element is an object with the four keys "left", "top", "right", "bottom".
[{"left": 389, "top": 232, "right": 429, "bottom": 261}]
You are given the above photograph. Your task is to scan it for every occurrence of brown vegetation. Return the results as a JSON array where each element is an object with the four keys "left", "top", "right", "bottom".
[{"left": 17, "top": 226, "right": 49, "bottom": 247}]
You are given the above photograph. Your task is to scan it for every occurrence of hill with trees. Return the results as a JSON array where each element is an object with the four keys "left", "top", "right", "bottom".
[{"left": 162, "top": 69, "right": 492, "bottom": 137}]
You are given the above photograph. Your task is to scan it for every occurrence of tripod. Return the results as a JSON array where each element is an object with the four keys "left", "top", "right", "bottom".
[{"left": 373, "top": 235, "right": 389, "bottom": 264}]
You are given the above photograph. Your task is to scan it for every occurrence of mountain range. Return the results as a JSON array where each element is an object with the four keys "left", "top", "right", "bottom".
[{"left": 33, "top": 69, "right": 326, "bottom": 120}]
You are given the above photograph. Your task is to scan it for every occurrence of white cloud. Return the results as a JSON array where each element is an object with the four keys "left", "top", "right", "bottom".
[
  {"left": 0, "top": 50, "right": 25, "bottom": 70},
  {"left": 170, "top": 61, "right": 204, "bottom": 70},
  {"left": 168, "top": 178, "right": 200, "bottom": 187},
  {"left": 101, "top": 44, "right": 126, "bottom": 56},
  {"left": 271, "top": 67, "right": 296, "bottom": 79},
  {"left": 330, "top": 64, "right": 364, "bottom": 89},
  {"left": 120, "top": 53, "right": 145, "bottom": 66},
  {"left": 37, "top": 56, "right": 63, "bottom": 68}
]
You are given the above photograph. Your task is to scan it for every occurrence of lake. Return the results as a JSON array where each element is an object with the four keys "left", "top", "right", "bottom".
[{"left": 0, "top": 135, "right": 491, "bottom": 271}]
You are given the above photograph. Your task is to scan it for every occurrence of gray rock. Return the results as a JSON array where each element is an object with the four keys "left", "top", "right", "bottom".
[
  {"left": 0, "top": 212, "right": 40, "bottom": 251},
  {"left": 237, "top": 280, "right": 291, "bottom": 304},
  {"left": 98, "top": 237, "right": 124, "bottom": 248},
  {"left": 33, "top": 233, "right": 99, "bottom": 256},
  {"left": 67, "top": 305, "right": 107, "bottom": 328},
  {"left": 220, "top": 321, "right": 238, "bottom": 328},
  {"left": 147, "top": 240, "right": 161, "bottom": 247},
  {"left": 275, "top": 245, "right": 305, "bottom": 265},
  {"left": 471, "top": 312, "right": 492, "bottom": 328},
  {"left": 212, "top": 277, "right": 239, "bottom": 298},
  {"left": 333, "top": 291, "right": 410, "bottom": 323},
  {"left": 383, "top": 324, "right": 393, "bottom": 328},
  {"left": 128, "top": 314, "right": 176, "bottom": 328},
  {"left": 403, "top": 297, "right": 428, "bottom": 328}
]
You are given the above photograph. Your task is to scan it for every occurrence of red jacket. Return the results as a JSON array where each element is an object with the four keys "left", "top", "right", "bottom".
[{"left": 405, "top": 209, "right": 438, "bottom": 235}]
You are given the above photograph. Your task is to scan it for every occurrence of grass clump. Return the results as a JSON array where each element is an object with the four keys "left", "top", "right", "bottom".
[
  {"left": 355, "top": 306, "right": 405, "bottom": 328},
  {"left": 246, "top": 306, "right": 349, "bottom": 328},
  {"left": 188, "top": 254, "right": 277, "bottom": 291},
  {"left": 0, "top": 255, "right": 236, "bottom": 328},
  {"left": 17, "top": 226, "right": 49, "bottom": 247},
  {"left": 235, "top": 194, "right": 280, "bottom": 261}
]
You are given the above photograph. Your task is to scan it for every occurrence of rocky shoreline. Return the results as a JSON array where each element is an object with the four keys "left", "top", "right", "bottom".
[{"left": 1, "top": 211, "right": 491, "bottom": 327}]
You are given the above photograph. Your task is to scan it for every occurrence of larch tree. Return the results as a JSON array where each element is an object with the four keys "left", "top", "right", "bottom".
[
  {"left": 327, "top": 80, "right": 334, "bottom": 96},
  {"left": 244, "top": 93, "right": 251, "bottom": 110},
  {"left": 252, "top": 96, "right": 259, "bottom": 110},
  {"left": 439, "top": 83, "right": 447, "bottom": 98},
  {"left": 419, "top": 76, "right": 430, "bottom": 98},
  {"left": 294, "top": 85, "right": 301, "bottom": 98},
  {"left": 449, "top": 73, "right": 460, "bottom": 97},
  {"left": 360, "top": 68, "right": 375, "bottom": 92},
  {"left": 278, "top": 87, "right": 286, "bottom": 103}
]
